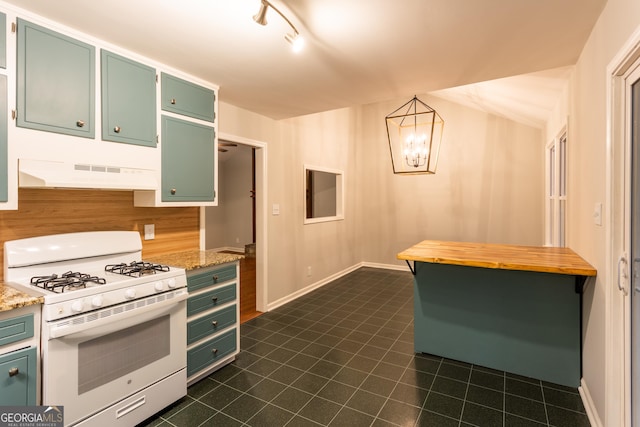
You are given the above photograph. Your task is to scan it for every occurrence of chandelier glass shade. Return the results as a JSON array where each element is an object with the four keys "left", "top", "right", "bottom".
[{"left": 385, "top": 95, "right": 444, "bottom": 175}]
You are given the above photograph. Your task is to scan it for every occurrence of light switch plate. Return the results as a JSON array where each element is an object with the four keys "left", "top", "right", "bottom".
[
  {"left": 272, "top": 204, "right": 280, "bottom": 215},
  {"left": 144, "top": 224, "right": 155, "bottom": 240},
  {"left": 593, "top": 203, "right": 602, "bottom": 226}
]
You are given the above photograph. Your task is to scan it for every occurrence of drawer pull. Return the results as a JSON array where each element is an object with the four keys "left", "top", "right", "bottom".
[
  {"left": 171, "top": 188, "right": 177, "bottom": 195},
  {"left": 8, "top": 367, "right": 19, "bottom": 377},
  {"left": 114, "top": 126, "right": 121, "bottom": 133},
  {"left": 213, "top": 275, "right": 219, "bottom": 282},
  {"left": 170, "top": 98, "right": 176, "bottom": 105},
  {"left": 212, "top": 296, "right": 218, "bottom": 303},
  {"left": 211, "top": 320, "right": 218, "bottom": 327},
  {"left": 212, "top": 348, "right": 218, "bottom": 355},
  {"left": 76, "top": 120, "right": 85, "bottom": 128}
]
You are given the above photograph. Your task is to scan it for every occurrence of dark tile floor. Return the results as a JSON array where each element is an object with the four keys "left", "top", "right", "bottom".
[{"left": 139, "top": 267, "right": 590, "bottom": 427}]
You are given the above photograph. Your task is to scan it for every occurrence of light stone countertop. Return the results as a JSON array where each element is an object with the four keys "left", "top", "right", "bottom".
[
  {"left": 145, "top": 250, "right": 244, "bottom": 271},
  {"left": 0, "top": 283, "right": 43, "bottom": 312}
]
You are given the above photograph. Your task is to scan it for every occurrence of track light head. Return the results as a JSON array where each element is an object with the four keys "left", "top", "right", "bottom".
[{"left": 285, "top": 32, "right": 304, "bottom": 53}]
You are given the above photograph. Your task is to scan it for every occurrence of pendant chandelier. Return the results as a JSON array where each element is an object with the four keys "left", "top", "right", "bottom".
[{"left": 385, "top": 95, "right": 444, "bottom": 175}]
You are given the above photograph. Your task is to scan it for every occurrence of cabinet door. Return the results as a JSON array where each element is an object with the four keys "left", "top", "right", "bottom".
[
  {"left": 161, "top": 116, "right": 215, "bottom": 202},
  {"left": 161, "top": 73, "right": 215, "bottom": 122},
  {"left": 17, "top": 18, "right": 95, "bottom": 138},
  {"left": 0, "top": 347, "right": 37, "bottom": 406},
  {"left": 0, "top": 74, "right": 6, "bottom": 202},
  {"left": 101, "top": 50, "right": 156, "bottom": 147}
]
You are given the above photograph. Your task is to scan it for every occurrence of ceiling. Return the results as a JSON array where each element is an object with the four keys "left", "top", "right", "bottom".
[{"left": 4, "top": 0, "right": 606, "bottom": 125}]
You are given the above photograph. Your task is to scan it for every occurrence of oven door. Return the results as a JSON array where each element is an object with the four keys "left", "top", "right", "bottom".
[{"left": 41, "top": 292, "right": 187, "bottom": 426}]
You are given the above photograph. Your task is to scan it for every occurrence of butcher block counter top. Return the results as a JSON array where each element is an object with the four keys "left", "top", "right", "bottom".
[
  {"left": 397, "top": 240, "right": 597, "bottom": 277},
  {"left": 0, "top": 283, "right": 43, "bottom": 312},
  {"left": 145, "top": 250, "right": 244, "bottom": 271}
]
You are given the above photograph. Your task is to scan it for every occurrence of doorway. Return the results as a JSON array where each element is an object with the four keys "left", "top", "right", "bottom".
[{"left": 201, "top": 132, "right": 267, "bottom": 321}]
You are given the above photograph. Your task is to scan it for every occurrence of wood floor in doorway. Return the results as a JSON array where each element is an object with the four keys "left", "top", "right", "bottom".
[{"left": 222, "top": 251, "right": 261, "bottom": 324}]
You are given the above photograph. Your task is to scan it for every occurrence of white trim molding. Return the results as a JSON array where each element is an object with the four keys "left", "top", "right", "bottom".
[{"left": 605, "top": 22, "right": 640, "bottom": 427}]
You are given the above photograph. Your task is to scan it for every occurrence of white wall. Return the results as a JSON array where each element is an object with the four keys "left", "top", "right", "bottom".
[
  {"left": 217, "top": 97, "right": 544, "bottom": 302},
  {"left": 545, "top": 0, "right": 640, "bottom": 423},
  {"left": 358, "top": 95, "right": 544, "bottom": 267},
  {"left": 205, "top": 145, "right": 254, "bottom": 250}
]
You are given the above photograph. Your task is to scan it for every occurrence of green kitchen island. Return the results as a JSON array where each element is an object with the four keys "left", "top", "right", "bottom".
[{"left": 397, "top": 240, "right": 597, "bottom": 387}]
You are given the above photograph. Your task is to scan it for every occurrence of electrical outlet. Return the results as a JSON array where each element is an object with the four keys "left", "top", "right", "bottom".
[
  {"left": 307, "top": 266, "right": 312, "bottom": 277},
  {"left": 144, "top": 224, "right": 155, "bottom": 240}
]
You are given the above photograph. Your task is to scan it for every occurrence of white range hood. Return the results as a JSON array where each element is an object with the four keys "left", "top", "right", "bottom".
[{"left": 18, "top": 159, "right": 158, "bottom": 191}]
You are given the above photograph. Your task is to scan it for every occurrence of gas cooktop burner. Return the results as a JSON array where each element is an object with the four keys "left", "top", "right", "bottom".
[
  {"left": 105, "top": 261, "right": 170, "bottom": 277},
  {"left": 30, "top": 271, "right": 107, "bottom": 293}
]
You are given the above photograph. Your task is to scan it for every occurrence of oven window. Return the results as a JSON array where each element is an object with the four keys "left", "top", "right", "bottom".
[{"left": 78, "top": 315, "right": 170, "bottom": 394}]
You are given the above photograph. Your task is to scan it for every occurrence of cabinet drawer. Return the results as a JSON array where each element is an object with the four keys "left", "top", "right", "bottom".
[
  {"left": 187, "top": 283, "right": 236, "bottom": 317},
  {"left": 0, "top": 347, "right": 37, "bottom": 406},
  {"left": 0, "top": 314, "right": 34, "bottom": 347},
  {"left": 187, "top": 329, "right": 236, "bottom": 377},
  {"left": 161, "top": 73, "right": 215, "bottom": 122},
  {"left": 187, "top": 304, "right": 236, "bottom": 345},
  {"left": 187, "top": 264, "right": 236, "bottom": 292}
]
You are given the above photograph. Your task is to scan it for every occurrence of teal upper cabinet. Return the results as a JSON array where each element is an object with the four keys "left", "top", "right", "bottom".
[
  {"left": 101, "top": 50, "right": 156, "bottom": 147},
  {"left": 0, "top": 12, "right": 6, "bottom": 69},
  {"left": 161, "top": 73, "right": 215, "bottom": 122},
  {"left": 17, "top": 18, "right": 95, "bottom": 138},
  {"left": 161, "top": 115, "right": 215, "bottom": 202}
]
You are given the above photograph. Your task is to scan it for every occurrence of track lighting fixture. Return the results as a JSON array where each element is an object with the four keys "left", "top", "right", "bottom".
[{"left": 253, "top": 0, "right": 304, "bottom": 53}]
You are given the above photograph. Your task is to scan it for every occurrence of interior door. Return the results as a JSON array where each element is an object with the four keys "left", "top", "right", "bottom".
[{"left": 631, "top": 66, "right": 640, "bottom": 427}]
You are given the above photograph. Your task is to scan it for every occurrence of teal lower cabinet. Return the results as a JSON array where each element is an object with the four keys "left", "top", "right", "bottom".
[
  {"left": 186, "top": 262, "right": 240, "bottom": 385},
  {"left": 413, "top": 262, "right": 581, "bottom": 387},
  {"left": 0, "top": 305, "right": 39, "bottom": 405},
  {"left": 0, "top": 346, "right": 37, "bottom": 405},
  {"left": 187, "top": 329, "right": 236, "bottom": 378}
]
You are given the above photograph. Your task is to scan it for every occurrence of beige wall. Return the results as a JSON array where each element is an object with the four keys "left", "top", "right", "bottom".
[
  {"left": 205, "top": 145, "right": 254, "bottom": 250},
  {"left": 358, "top": 95, "right": 544, "bottom": 267},
  {"left": 546, "top": 0, "right": 640, "bottom": 422},
  {"left": 217, "top": 96, "right": 544, "bottom": 304}
]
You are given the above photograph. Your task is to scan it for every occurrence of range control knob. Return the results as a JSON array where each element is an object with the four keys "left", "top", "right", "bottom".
[
  {"left": 124, "top": 288, "right": 137, "bottom": 300},
  {"left": 91, "top": 296, "right": 103, "bottom": 308},
  {"left": 154, "top": 281, "right": 164, "bottom": 292},
  {"left": 71, "top": 300, "right": 84, "bottom": 313},
  {"left": 166, "top": 278, "right": 177, "bottom": 289}
]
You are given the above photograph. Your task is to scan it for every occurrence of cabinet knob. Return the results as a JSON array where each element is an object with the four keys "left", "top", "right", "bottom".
[
  {"left": 171, "top": 188, "right": 177, "bottom": 195},
  {"left": 213, "top": 275, "right": 219, "bottom": 282},
  {"left": 212, "top": 348, "right": 218, "bottom": 355},
  {"left": 212, "top": 296, "right": 218, "bottom": 303},
  {"left": 211, "top": 320, "right": 218, "bottom": 327},
  {"left": 170, "top": 98, "right": 176, "bottom": 105},
  {"left": 114, "top": 126, "right": 121, "bottom": 133},
  {"left": 76, "top": 120, "right": 85, "bottom": 128},
  {"left": 8, "top": 367, "right": 19, "bottom": 377}
]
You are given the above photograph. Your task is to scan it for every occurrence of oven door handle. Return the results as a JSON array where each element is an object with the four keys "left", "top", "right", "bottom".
[{"left": 47, "top": 291, "right": 188, "bottom": 340}]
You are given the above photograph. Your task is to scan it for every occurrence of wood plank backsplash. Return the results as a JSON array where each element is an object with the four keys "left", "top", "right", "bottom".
[{"left": 0, "top": 189, "right": 200, "bottom": 281}]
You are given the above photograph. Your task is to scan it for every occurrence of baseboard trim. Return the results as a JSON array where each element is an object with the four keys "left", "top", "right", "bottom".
[
  {"left": 579, "top": 378, "right": 602, "bottom": 427},
  {"left": 361, "top": 261, "right": 411, "bottom": 272},
  {"left": 266, "top": 262, "right": 412, "bottom": 312},
  {"left": 267, "top": 262, "right": 364, "bottom": 311}
]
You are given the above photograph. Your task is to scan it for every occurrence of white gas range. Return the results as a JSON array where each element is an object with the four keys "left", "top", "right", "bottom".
[{"left": 4, "top": 231, "right": 188, "bottom": 427}]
